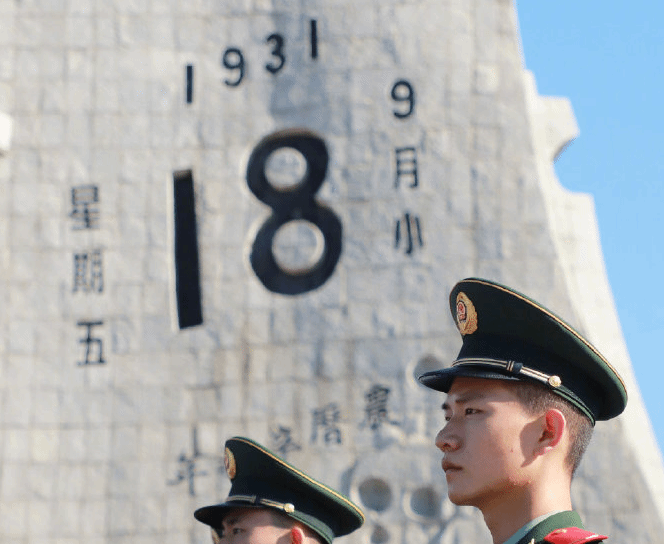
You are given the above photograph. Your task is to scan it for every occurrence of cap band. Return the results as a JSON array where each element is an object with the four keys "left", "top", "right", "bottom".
[
  {"left": 226, "top": 495, "right": 295, "bottom": 513},
  {"left": 449, "top": 357, "right": 595, "bottom": 424},
  {"left": 226, "top": 494, "right": 257, "bottom": 504},
  {"left": 453, "top": 358, "right": 562, "bottom": 387}
]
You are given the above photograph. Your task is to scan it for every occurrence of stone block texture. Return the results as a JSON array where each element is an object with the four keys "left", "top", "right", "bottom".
[{"left": 0, "top": 0, "right": 662, "bottom": 543}]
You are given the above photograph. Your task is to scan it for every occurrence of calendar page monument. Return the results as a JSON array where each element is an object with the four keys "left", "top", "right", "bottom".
[{"left": 0, "top": 1, "right": 662, "bottom": 543}]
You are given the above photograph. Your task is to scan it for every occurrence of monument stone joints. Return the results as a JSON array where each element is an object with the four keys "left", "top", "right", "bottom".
[{"left": 0, "top": 1, "right": 662, "bottom": 543}]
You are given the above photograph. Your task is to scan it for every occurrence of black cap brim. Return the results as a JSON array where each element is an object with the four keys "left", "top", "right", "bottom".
[
  {"left": 193, "top": 437, "right": 364, "bottom": 544},
  {"left": 418, "top": 278, "right": 627, "bottom": 423}
]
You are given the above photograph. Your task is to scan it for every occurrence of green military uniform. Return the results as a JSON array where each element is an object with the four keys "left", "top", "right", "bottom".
[
  {"left": 194, "top": 436, "right": 364, "bottom": 544},
  {"left": 511, "top": 511, "right": 606, "bottom": 544},
  {"left": 418, "top": 278, "right": 627, "bottom": 543}
]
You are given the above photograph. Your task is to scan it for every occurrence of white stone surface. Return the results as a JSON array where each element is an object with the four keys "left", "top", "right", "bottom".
[
  {"left": 0, "top": 111, "right": 11, "bottom": 154},
  {"left": 0, "top": 1, "right": 662, "bottom": 543}
]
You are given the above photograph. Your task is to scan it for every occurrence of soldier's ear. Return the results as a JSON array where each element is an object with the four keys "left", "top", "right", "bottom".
[
  {"left": 290, "top": 526, "right": 306, "bottom": 544},
  {"left": 538, "top": 408, "right": 566, "bottom": 454}
]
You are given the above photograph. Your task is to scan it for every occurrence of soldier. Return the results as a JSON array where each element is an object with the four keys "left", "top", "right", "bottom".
[
  {"left": 194, "top": 436, "right": 364, "bottom": 544},
  {"left": 419, "top": 278, "right": 627, "bottom": 544}
]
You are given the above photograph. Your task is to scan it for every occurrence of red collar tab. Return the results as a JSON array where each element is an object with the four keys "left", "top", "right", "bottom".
[{"left": 544, "top": 527, "right": 607, "bottom": 544}]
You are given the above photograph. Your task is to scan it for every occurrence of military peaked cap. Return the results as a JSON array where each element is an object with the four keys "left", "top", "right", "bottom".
[
  {"left": 194, "top": 437, "right": 364, "bottom": 544},
  {"left": 418, "top": 278, "right": 627, "bottom": 424}
]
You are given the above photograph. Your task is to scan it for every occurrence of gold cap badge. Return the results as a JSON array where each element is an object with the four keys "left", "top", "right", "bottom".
[
  {"left": 225, "top": 447, "right": 237, "bottom": 480},
  {"left": 455, "top": 292, "right": 478, "bottom": 335}
]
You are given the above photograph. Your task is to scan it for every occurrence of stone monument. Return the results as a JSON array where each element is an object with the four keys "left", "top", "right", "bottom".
[{"left": 0, "top": 0, "right": 662, "bottom": 543}]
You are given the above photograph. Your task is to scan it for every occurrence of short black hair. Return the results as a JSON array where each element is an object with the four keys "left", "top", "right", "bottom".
[{"left": 513, "top": 380, "right": 593, "bottom": 475}]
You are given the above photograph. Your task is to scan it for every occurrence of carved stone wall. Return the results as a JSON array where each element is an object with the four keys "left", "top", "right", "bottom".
[{"left": 0, "top": 1, "right": 661, "bottom": 543}]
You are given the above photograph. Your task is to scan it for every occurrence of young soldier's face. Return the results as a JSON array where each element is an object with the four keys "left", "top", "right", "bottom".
[
  {"left": 436, "top": 377, "right": 542, "bottom": 510},
  {"left": 214, "top": 508, "right": 293, "bottom": 544}
]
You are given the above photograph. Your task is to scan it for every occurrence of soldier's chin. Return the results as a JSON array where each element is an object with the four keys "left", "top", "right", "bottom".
[{"left": 445, "top": 488, "right": 475, "bottom": 507}]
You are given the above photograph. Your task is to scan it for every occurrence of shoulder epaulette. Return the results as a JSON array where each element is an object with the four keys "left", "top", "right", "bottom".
[{"left": 543, "top": 527, "right": 607, "bottom": 544}]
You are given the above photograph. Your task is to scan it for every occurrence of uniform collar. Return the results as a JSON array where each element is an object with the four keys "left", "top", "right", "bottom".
[
  {"left": 511, "top": 511, "right": 584, "bottom": 544},
  {"left": 502, "top": 511, "right": 564, "bottom": 544}
]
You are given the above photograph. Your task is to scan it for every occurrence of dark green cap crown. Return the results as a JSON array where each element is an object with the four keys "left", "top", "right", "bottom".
[
  {"left": 418, "top": 278, "right": 628, "bottom": 423},
  {"left": 194, "top": 437, "right": 364, "bottom": 544}
]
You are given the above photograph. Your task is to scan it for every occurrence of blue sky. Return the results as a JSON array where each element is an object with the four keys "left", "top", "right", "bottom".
[{"left": 516, "top": 2, "right": 664, "bottom": 452}]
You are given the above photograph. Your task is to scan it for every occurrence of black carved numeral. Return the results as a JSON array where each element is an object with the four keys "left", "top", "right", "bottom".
[
  {"left": 310, "top": 19, "right": 318, "bottom": 59},
  {"left": 222, "top": 47, "right": 245, "bottom": 86},
  {"left": 265, "top": 33, "right": 286, "bottom": 74},
  {"left": 246, "top": 130, "right": 342, "bottom": 295},
  {"left": 185, "top": 64, "right": 194, "bottom": 103},
  {"left": 173, "top": 170, "right": 203, "bottom": 328},
  {"left": 391, "top": 79, "right": 415, "bottom": 118}
]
